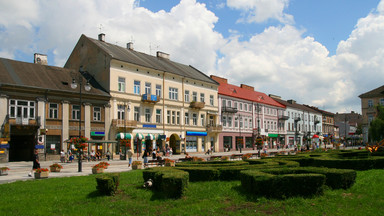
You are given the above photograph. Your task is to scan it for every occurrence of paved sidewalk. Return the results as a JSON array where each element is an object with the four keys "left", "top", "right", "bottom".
[{"left": 0, "top": 148, "right": 294, "bottom": 185}]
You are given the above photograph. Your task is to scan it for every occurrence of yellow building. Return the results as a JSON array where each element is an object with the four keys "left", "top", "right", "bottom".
[{"left": 65, "top": 34, "right": 221, "bottom": 154}]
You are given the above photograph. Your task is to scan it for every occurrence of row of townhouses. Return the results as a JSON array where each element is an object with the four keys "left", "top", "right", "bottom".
[{"left": 0, "top": 33, "right": 338, "bottom": 162}]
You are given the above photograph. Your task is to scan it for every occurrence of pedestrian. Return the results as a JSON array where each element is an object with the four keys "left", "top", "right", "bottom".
[
  {"left": 210, "top": 146, "right": 213, "bottom": 155},
  {"left": 28, "top": 149, "right": 40, "bottom": 177},
  {"left": 152, "top": 149, "right": 157, "bottom": 160},
  {"left": 142, "top": 149, "right": 149, "bottom": 167},
  {"left": 106, "top": 150, "right": 111, "bottom": 161},
  {"left": 60, "top": 149, "right": 66, "bottom": 163},
  {"left": 127, "top": 149, "right": 133, "bottom": 167},
  {"left": 169, "top": 148, "right": 173, "bottom": 156}
]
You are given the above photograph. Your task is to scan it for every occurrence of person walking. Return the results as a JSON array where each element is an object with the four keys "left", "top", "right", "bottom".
[
  {"left": 127, "top": 148, "right": 133, "bottom": 167},
  {"left": 106, "top": 150, "right": 111, "bottom": 161},
  {"left": 28, "top": 149, "right": 40, "bottom": 177}
]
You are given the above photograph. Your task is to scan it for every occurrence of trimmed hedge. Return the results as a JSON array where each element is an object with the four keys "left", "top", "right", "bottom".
[
  {"left": 259, "top": 167, "right": 356, "bottom": 189},
  {"left": 176, "top": 160, "right": 248, "bottom": 167},
  {"left": 143, "top": 167, "right": 189, "bottom": 198},
  {"left": 177, "top": 167, "right": 220, "bottom": 182},
  {"left": 240, "top": 169, "right": 325, "bottom": 199},
  {"left": 95, "top": 173, "right": 120, "bottom": 196}
]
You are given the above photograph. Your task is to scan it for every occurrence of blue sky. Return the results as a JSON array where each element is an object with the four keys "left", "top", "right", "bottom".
[{"left": 1, "top": 0, "right": 384, "bottom": 114}]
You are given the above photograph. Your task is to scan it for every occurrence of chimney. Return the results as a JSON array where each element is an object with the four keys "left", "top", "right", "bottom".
[
  {"left": 157, "top": 51, "right": 170, "bottom": 60},
  {"left": 210, "top": 75, "right": 227, "bottom": 84},
  {"left": 127, "top": 42, "right": 134, "bottom": 50},
  {"left": 34, "top": 53, "right": 48, "bottom": 65},
  {"left": 287, "top": 99, "right": 296, "bottom": 104},
  {"left": 240, "top": 84, "right": 254, "bottom": 91},
  {"left": 98, "top": 33, "right": 105, "bottom": 42},
  {"left": 269, "top": 94, "right": 281, "bottom": 99}
]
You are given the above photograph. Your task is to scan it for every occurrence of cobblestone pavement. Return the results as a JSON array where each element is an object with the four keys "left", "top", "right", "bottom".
[{"left": 0, "top": 147, "right": 299, "bottom": 184}]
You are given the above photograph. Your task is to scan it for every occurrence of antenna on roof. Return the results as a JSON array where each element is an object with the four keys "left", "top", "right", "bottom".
[
  {"left": 98, "top": 24, "right": 103, "bottom": 33},
  {"left": 149, "top": 42, "right": 159, "bottom": 55}
]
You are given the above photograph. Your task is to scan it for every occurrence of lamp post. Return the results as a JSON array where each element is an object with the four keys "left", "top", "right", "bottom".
[{"left": 71, "top": 67, "right": 91, "bottom": 172}]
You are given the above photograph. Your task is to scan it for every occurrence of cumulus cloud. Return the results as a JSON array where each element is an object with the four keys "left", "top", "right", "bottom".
[{"left": 227, "top": 0, "right": 293, "bottom": 24}]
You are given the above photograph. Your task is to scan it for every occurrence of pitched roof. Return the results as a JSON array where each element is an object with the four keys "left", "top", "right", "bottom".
[
  {"left": 85, "top": 35, "right": 219, "bottom": 86},
  {"left": 0, "top": 57, "right": 109, "bottom": 97},
  {"left": 359, "top": 85, "right": 384, "bottom": 98},
  {"left": 218, "top": 82, "right": 285, "bottom": 108},
  {"left": 273, "top": 98, "right": 320, "bottom": 114}
]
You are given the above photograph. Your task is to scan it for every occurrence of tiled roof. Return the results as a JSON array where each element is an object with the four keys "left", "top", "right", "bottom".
[
  {"left": 85, "top": 35, "right": 219, "bottom": 86},
  {"left": 0, "top": 57, "right": 109, "bottom": 97},
  {"left": 273, "top": 98, "right": 320, "bottom": 114},
  {"left": 218, "top": 82, "right": 285, "bottom": 108},
  {"left": 359, "top": 85, "right": 384, "bottom": 98}
]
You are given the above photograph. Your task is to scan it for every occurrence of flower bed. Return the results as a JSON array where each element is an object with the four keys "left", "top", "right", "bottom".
[
  {"left": 49, "top": 163, "right": 63, "bottom": 172},
  {"left": 0, "top": 167, "right": 10, "bottom": 176}
]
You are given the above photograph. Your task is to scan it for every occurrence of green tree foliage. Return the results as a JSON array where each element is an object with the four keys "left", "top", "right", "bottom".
[{"left": 368, "top": 105, "right": 384, "bottom": 142}]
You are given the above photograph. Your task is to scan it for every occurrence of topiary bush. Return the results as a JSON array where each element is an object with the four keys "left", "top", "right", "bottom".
[{"left": 95, "top": 173, "right": 120, "bottom": 196}]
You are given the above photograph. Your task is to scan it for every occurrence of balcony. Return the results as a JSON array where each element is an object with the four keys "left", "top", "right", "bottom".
[
  {"left": 190, "top": 101, "right": 205, "bottom": 109},
  {"left": 294, "top": 117, "right": 301, "bottom": 122},
  {"left": 142, "top": 94, "right": 160, "bottom": 103},
  {"left": 9, "top": 116, "right": 41, "bottom": 127},
  {"left": 221, "top": 106, "right": 238, "bottom": 113},
  {"left": 206, "top": 124, "right": 223, "bottom": 133},
  {"left": 112, "top": 119, "right": 138, "bottom": 129},
  {"left": 314, "top": 119, "right": 320, "bottom": 124},
  {"left": 278, "top": 115, "right": 289, "bottom": 120}
]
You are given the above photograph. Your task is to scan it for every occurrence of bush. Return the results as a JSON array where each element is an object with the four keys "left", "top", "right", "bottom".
[
  {"left": 240, "top": 169, "right": 325, "bottom": 199},
  {"left": 95, "top": 173, "right": 120, "bottom": 196},
  {"left": 177, "top": 167, "right": 220, "bottom": 182},
  {"left": 218, "top": 166, "right": 248, "bottom": 181},
  {"left": 176, "top": 160, "right": 248, "bottom": 167}
]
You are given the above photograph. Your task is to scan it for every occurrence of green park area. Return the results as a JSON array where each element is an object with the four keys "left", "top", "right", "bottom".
[{"left": 1, "top": 149, "right": 384, "bottom": 215}]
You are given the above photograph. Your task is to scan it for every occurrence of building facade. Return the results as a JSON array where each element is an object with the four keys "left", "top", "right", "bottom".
[
  {"left": 211, "top": 76, "right": 286, "bottom": 151},
  {"left": 65, "top": 34, "right": 221, "bottom": 154},
  {"left": 0, "top": 56, "right": 110, "bottom": 162}
]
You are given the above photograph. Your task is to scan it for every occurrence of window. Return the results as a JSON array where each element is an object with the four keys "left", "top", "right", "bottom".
[
  {"left": 117, "top": 105, "right": 125, "bottom": 120},
  {"left": 244, "top": 118, "right": 248, "bottom": 128},
  {"left": 368, "top": 115, "right": 374, "bottom": 123},
  {"left": 200, "top": 93, "right": 205, "bottom": 103},
  {"left": 240, "top": 103, "right": 243, "bottom": 110},
  {"left": 201, "top": 114, "right": 205, "bottom": 126},
  {"left": 169, "top": 87, "right": 178, "bottom": 100},
  {"left": 227, "top": 100, "right": 231, "bottom": 107},
  {"left": 156, "top": 109, "right": 161, "bottom": 123},
  {"left": 209, "top": 115, "right": 214, "bottom": 125},
  {"left": 49, "top": 103, "right": 58, "bottom": 119},
  {"left": 118, "top": 77, "right": 125, "bottom": 92},
  {"left": 249, "top": 104, "right": 252, "bottom": 112},
  {"left": 185, "top": 90, "right": 190, "bottom": 102},
  {"left": 172, "top": 111, "right": 175, "bottom": 124},
  {"left": 222, "top": 116, "right": 227, "bottom": 127},
  {"left": 222, "top": 99, "right": 226, "bottom": 107},
  {"left": 93, "top": 107, "right": 101, "bottom": 121},
  {"left": 134, "top": 80, "right": 140, "bottom": 94},
  {"left": 145, "top": 108, "right": 151, "bottom": 122},
  {"left": 167, "top": 111, "right": 171, "bottom": 124},
  {"left": 156, "top": 85, "right": 161, "bottom": 97},
  {"left": 145, "top": 82, "right": 151, "bottom": 95},
  {"left": 239, "top": 118, "right": 243, "bottom": 128},
  {"left": 134, "top": 107, "right": 140, "bottom": 121},
  {"left": 228, "top": 116, "right": 232, "bottom": 127},
  {"left": 9, "top": 99, "right": 35, "bottom": 119},
  {"left": 210, "top": 95, "right": 214, "bottom": 106},
  {"left": 381, "top": 98, "right": 384, "bottom": 106},
  {"left": 177, "top": 111, "right": 180, "bottom": 124},
  {"left": 234, "top": 102, "right": 238, "bottom": 109},
  {"left": 249, "top": 119, "right": 252, "bottom": 128},
  {"left": 185, "top": 112, "right": 189, "bottom": 125},
  {"left": 244, "top": 104, "right": 248, "bottom": 111},
  {"left": 72, "top": 105, "right": 80, "bottom": 120},
  {"left": 192, "top": 113, "right": 197, "bottom": 125},
  {"left": 192, "top": 92, "right": 197, "bottom": 101},
  {"left": 368, "top": 99, "right": 373, "bottom": 108}
]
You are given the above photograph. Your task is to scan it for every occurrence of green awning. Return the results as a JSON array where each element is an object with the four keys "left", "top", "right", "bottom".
[
  {"left": 135, "top": 133, "right": 144, "bottom": 139},
  {"left": 268, "top": 134, "right": 278, "bottom": 138},
  {"left": 115, "top": 133, "right": 132, "bottom": 140},
  {"left": 145, "top": 134, "right": 155, "bottom": 140}
]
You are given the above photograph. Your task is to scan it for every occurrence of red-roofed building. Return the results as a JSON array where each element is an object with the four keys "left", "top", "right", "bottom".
[{"left": 211, "top": 76, "right": 286, "bottom": 151}]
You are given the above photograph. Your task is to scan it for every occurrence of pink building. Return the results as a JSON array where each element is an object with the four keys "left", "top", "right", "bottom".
[{"left": 211, "top": 76, "right": 286, "bottom": 152}]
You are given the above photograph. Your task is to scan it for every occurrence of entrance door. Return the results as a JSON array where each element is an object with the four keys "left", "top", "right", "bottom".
[{"left": 9, "top": 135, "right": 35, "bottom": 161}]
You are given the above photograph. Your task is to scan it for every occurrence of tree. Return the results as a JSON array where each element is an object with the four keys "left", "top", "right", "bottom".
[{"left": 368, "top": 105, "right": 384, "bottom": 142}]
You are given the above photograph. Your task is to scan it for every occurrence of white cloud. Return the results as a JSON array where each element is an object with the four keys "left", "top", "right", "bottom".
[{"left": 227, "top": 0, "right": 293, "bottom": 24}]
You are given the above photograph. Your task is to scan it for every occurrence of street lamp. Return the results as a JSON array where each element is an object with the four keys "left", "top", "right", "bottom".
[{"left": 71, "top": 67, "right": 91, "bottom": 172}]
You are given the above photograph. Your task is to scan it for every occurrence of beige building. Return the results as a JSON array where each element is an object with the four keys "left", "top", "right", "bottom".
[
  {"left": 65, "top": 34, "right": 221, "bottom": 154},
  {"left": 359, "top": 85, "right": 384, "bottom": 142}
]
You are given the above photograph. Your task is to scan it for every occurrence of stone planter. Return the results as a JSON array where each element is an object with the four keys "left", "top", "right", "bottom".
[
  {"left": 34, "top": 171, "right": 49, "bottom": 179},
  {"left": 132, "top": 164, "right": 143, "bottom": 170},
  {"left": 50, "top": 167, "right": 61, "bottom": 172},
  {"left": 0, "top": 169, "right": 9, "bottom": 176},
  {"left": 165, "top": 162, "right": 175, "bottom": 167},
  {"left": 92, "top": 168, "right": 104, "bottom": 174}
]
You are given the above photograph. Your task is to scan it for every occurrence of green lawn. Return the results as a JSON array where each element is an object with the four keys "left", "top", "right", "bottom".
[{"left": 0, "top": 169, "right": 383, "bottom": 216}]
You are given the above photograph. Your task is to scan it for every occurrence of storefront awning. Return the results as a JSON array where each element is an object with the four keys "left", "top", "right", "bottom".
[
  {"left": 157, "top": 134, "right": 166, "bottom": 140},
  {"left": 145, "top": 134, "right": 155, "bottom": 140},
  {"left": 115, "top": 133, "right": 132, "bottom": 140},
  {"left": 135, "top": 133, "right": 144, "bottom": 140},
  {"left": 268, "top": 134, "right": 278, "bottom": 138}
]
